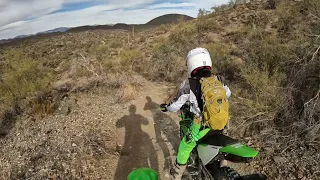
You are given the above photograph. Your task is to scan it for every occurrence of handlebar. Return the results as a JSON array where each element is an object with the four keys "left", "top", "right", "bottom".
[{"left": 161, "top": 101, "right": 194, "bottom": 120}]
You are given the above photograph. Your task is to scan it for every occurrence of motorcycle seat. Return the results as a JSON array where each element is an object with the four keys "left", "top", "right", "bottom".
[{"left": 198, "top": 131, "right": 238, "bottom": 147}]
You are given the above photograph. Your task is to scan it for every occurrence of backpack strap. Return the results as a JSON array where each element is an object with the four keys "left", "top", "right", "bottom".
[
  {"left": 216, "top": 75, "right": 227, "bottom": 85},
  {"left": 188, "top": 78, "right": 203, "bottom": 112}
]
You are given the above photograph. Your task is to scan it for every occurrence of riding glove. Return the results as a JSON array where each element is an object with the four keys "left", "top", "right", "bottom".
[{"left": 160, "top": 104, "right": 168, "bottom": 112}]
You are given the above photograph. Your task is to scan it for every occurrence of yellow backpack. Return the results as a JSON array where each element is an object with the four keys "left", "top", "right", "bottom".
[{"left": 200, "top": 76, "right": 229, "bottom": 130}]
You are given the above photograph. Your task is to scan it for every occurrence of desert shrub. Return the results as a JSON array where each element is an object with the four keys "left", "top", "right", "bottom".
[
  {"left": 100, "top": 49, "right": 141, "bottom": 74},
  {"left": 116, "top": 83, "right": 137, "bottom": 103},
  {"left": 155, "top": 24, "right": 172, "bottom": 34},
  {"left": 101, "top": 58, "right": 120, "bottom": 74},
  {"left": 138, "top": 36, "right": 147, "bottom": 43},
  {"left": 96, "top": 44, "right": 109, "bottom": 54},
  {"left": 245, "top": 11, "right": 270, "bottom": 28},
  {"left": 276, "top": 2, "right": 302, "bottom": 37},
  {"left": 240, "top": 64, "right": 286, "bottom": 111},
  {"left": 142, "top": 37, "right": 185, "bottom": 82},
  {"left": 211, "top": 4, "right": 230, "bottom": 13},
  {"left": 245, "top": 31, "right": 289, "bottom": 73},
  {"left": 119, "top": 49, "right": 141, "bottom": 71},
  {"left": 169, "top": 23, "right": 198, "bottom": 54},
  {"left": 86, "top": 43, "right": 110, "bottom": 64},
  {"left": 75, "top": 65, "right": 94, "bottom": 78},
  {"left": 196, "top": 17, "right": 221, "bottom": 32},
  {"left": 205, "top": 42, "right": 230, "bottom": 71},
  {"left": 205, "top": 42, "right": 241, "bottom": 79},
  {"left": 31, "top": 92, "right": 58, "bottom": 116},
  {"left": 0, "top": 49, "right": 52, "bottom": 106},
  {"left": 302, "top": 0, "right": 320, "bottom": 17},
  {"left": 137, "top": 21, "right": 218, "bottom": 82},
  {"left": 198, "top": 8, "right": 211, "bottom": 18},
  {"left": 109, "top": 40, "right": 123, "bottom": 49}
]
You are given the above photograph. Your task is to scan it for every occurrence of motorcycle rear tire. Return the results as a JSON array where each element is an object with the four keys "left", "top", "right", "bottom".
[{"left": 212, "top": 167, "right": 240, "bottom": 180}]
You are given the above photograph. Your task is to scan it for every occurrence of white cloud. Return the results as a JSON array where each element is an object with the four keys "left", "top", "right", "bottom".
[
  {"left": 0, "top": 21, "right": 25, "bottom": 32},
  {"left": 0, "top": 0, "right": 154, "bottom": 28},
  {"left": 0, "top": 0, "right": 229, "bottom": 39},
  {"left": 0, "top": 0, "right": 64, "bottom": 27}
]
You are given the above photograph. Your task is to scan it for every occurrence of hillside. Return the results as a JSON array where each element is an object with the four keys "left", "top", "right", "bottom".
[
  {"left": 146, "top": 14, "right": 194, "bottom": 25},
  {"left": 0, "top": 0, "right": 319, "bottom": 179}
]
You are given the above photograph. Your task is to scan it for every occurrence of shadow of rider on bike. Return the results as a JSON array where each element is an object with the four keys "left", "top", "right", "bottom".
[{"left": 143, "top": 96, "right": 180, "bottom": 173}]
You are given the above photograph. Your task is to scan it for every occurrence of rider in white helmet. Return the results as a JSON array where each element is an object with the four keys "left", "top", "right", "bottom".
[{"left": 160, "top": 47, "right": 231, "bottom": 180}]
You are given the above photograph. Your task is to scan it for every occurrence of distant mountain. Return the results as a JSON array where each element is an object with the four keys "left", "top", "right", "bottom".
[
  {"left": 36, "top": 27, "right": 70, "bottom": 35},
  {"left": 15, "top": 35, "right": 31, "bottom": 39},
  {"left": 146, "top": 14, "right": 194, "bottom": 25},
  {"left": 10, "top": 27, "right": 70, "bottom": 40},
  {"left": 0, "top": 14, "right": 194, "bottom": 43},
  {"left": 67, "top": 14, "right": 194, "bottom": 33}
]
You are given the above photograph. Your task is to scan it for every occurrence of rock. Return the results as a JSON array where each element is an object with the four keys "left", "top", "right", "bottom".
[
  {"left": 72, "top": 143, "right": 77, "bottom": 147},
  {"left": 116, "top": 144, "right": 122, "bottom": 153},
  {"left": 110, "top": 51, "right": 117, "bottom": 56},
  {"left": 273, "top": 156, "right": 287, "bottom": 164},
  {"left": 298, "top": 167, "right": 304, "bottom": 179},
  {"left": 264, "top": 147, "right": 274, "bottom": 155},
  {"left": 53, "top": 78, "right": 74, "bottom": 92},
  {"left": 58, "top": 105, "right": 71, "bottom": 115},
  {"left": 58, "top": 97, "right": 78, "bottom": 115}
]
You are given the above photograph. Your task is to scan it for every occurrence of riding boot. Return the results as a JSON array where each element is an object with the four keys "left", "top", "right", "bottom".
[{"left": 170, "top": 162, "right": 186, "bottom": 180}]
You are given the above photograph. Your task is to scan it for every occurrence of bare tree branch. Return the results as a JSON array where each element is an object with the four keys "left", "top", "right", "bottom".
[
  {"left": 79, "top": 54, "right": 99, "bottom": 77},
  {"left": 310, "top": 45, "right": 320, "bottom": 63},
  {"left": 308, "top": 11, "right": 320, "bottom": 21},
  {"left": 304, "top": 88, "right": 320, "bottom": 107}
]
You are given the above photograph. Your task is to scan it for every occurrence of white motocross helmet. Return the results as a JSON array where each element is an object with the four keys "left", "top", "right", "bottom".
[{"left": 186, "top": 47, "right": 212, "bottom": 77}]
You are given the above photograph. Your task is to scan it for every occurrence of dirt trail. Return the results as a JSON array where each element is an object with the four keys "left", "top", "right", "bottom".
[{"left": 114, "top": 81, "right": 180, "bottom": 180}]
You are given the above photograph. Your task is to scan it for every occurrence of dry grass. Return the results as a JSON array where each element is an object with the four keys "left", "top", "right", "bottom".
[
  {"left": 240, "top": 64, "right": 286, "bottom": 111},
  {"left": 119, "top": 49, "right": 141, "bottom": 71},
  {"left": 116, "top": 84, "right": 137, "bottom": 103}
]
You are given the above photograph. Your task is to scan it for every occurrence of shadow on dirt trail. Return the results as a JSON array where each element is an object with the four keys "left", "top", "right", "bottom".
[
  {"left": 114, "top": 105, "right": 159, "bottom": 180},
  {"left": 143, "top": 96, "right": 180, "bottom": 172}
]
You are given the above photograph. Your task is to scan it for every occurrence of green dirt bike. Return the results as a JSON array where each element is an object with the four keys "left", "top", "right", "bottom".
[{"left": 172, "top": 102, "right": 267, "bottom": 180}]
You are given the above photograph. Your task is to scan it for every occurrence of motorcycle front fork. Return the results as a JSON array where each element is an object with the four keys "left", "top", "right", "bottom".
[
  {"left": 188, "top": 154, "right": 228, "bottom": 180},
  {"left": 188, "top": 151, "right": 213, "bottom": 180},
  {"left": 187, "top": 152, "right": 199, "bottom": 175}
]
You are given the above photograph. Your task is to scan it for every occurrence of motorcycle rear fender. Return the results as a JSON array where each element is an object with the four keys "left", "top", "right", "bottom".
[{"left": 219, "top": 143, "right": 258, "bottom": 158}]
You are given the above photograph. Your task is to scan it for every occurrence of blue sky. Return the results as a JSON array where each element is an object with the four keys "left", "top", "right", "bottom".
[{"left": 0, "top": 0, "right": 229, "bottom": 39}]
